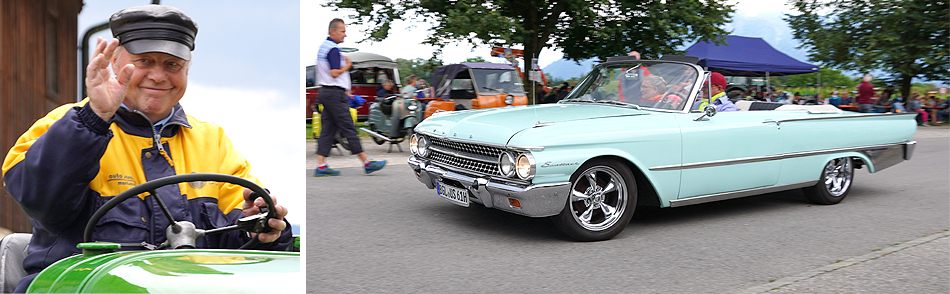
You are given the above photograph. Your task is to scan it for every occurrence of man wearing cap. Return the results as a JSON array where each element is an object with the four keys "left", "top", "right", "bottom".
[
  {"left": 693, "top": 72, "right": 737, "bottom": 112},
  {"left": 314, "top": 18, "right": 386, "bottom": 177},
  {"left": 2, "top": 5, "right": 292, "bottom": 291}
]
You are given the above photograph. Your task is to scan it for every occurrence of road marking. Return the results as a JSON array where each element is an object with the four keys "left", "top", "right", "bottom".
[{"left": 736, "top": 230, "right": 950, "bottom": 294}]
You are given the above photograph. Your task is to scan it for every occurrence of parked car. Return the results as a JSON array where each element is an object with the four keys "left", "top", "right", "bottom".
[
  {"left": 306, "top": 51, "right": 400, "bottom": 121},
  {"left": 0, "top": 174, "right": 300, "bottom": 293},
  {"left": 424, "top": 63, "right": 528, "bottom": 118},
  {"left": 407, "top": 57, "right": 917, "bottom": 241}
]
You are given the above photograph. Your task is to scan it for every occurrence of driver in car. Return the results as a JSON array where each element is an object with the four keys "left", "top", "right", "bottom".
[
  {"left": 1, "top": 5, "right": 291, "bottom": 292},
  {"left": 640, "top": 75, "right": 683, "bottom": 109}
]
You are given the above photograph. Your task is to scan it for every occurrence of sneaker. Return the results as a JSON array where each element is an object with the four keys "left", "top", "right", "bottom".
[
  {"left": 364, "top": 160, "right": 387, "bottom": 174},
  {"left": 313, "top": 167, "right": 340, "bottom": 177}
]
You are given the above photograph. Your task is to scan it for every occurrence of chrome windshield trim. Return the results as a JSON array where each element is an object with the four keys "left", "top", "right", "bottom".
[
  {"left": 649, "top": 142, "right": 912, "bottom": 171},
  {"left": 563, "top": 60, "right": 704, "bottom": 114},
  {"left": 669, "top": 180, "right": 818, "bottom": 207}
]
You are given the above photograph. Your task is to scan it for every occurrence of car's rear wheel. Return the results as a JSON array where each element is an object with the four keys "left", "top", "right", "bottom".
[
  {"left": 804, "top": 157, "right": 854, "bottom": 205},
  {"left": 552, "top": 159, "right": 636, "bottom": 241}
]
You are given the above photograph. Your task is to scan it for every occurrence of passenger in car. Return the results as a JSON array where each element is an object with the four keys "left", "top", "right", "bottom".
[{"left": 697, "top": 72, "right": 737, "bottom": 112}]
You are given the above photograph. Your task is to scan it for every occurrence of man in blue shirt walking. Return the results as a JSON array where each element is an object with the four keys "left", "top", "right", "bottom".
[{"left": 314, "top": 18, "right": 386, "bottom": 176}]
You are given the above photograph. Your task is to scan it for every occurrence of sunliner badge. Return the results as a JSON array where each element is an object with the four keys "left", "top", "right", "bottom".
[{"left": 540, "top": 161, "right": 580, "bottom": 168}]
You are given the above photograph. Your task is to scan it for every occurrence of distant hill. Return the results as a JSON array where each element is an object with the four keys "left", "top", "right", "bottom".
[{"left": 542, "top": 58, "right": 597, "bottom": 81}]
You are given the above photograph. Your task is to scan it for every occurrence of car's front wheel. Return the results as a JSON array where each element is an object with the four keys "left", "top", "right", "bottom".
[
  {"left": 804, "top": 157, "right": 854, "bottom": 205},
  {"left": 551, "top": 159, "right": 637, "bottom": 241}
]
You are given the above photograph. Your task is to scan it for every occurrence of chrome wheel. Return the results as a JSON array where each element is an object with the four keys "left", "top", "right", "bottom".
[
  {"left": 823, "top": 157, "right": 852, "bottom": 197},
  {"left": 804, "top": 157, "right": 855, "bottom": 205},
  {"left": 569, "top": 166, "right": 628, "bottom": 231}
]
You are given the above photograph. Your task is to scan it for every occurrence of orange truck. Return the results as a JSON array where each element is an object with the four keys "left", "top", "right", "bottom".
[{"left": 424, "top": 62, "right": 529, "bottom": 118}]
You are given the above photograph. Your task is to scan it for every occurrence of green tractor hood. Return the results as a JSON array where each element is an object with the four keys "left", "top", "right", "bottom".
[{"left": 28, "top": 249, "right": 300, "bottom": 293}]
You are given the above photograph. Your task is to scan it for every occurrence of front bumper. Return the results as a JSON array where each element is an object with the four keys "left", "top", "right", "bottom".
[{"left": 408, "top": 155, "right": 570, "bottom": 217}]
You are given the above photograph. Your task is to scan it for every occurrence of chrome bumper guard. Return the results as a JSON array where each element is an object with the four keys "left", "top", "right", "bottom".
[
  {"left": 860, "top": 141, "right": 917, "bottom": 172},
  {"left": 408, "top": 155, "right": 570, "bottom": 217}
]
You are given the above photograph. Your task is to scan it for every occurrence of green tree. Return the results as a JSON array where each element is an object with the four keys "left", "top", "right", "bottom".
[
  {"left": 787, "top": 0, "right": 949, "bottom": 99},
  {"left": 778, "top": 67, "right": 857, "bottom": 88},
  {"left": 464, "top": 57, "right": 488, "bottom": 63},
  {"left": 326, "top": 0, "right": 734, "bottom": 102},
  {"left": 395, "top": 57, "right": 444, "bottom": 85}
]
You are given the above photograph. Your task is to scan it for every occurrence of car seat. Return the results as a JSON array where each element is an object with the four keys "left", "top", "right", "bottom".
[{"left": 0, "top": 233, "right": 30, "bottom": 293}]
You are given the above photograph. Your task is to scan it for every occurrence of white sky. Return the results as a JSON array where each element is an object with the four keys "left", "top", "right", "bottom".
[{"left": 301, "top": 0, "right": 794, "bottom": 69}]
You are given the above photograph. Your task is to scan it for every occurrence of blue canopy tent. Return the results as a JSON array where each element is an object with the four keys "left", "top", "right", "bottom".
[{"left": 685, "top": 35, "right": 818, "bottom": 77}]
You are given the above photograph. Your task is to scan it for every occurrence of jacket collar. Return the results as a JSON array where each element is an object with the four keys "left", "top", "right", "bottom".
[{"left": 114, "top": 103, "right": 193, "bottom": 138}]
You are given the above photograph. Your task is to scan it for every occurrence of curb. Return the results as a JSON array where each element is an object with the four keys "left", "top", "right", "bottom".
[{"left": 736, "top": 230, "right": 950, "bottom": 293}]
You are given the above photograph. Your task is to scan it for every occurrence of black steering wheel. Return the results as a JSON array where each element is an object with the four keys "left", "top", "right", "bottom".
[{"left": 83, "top": 173, "right": 277, "bottom": 250}]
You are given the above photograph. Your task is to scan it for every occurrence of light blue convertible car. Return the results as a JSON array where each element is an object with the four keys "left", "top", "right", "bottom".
[{"left": 407, "top": 57, "right": 917, "bottom": 241}]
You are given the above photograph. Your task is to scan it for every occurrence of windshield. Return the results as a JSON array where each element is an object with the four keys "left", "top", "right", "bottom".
[
  {"left": 564, "top": 61, "right": 701, "bottom": 112},
  {"left": 471, "top": 69, "right": 525, "bottom": 95}
]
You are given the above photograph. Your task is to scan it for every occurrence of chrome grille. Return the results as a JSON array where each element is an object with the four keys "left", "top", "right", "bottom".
[
  {"left": 424, "top": 135, "right": 505, "bottom": 176},
  {"left": 428, "top": 136, "right": 506, "bottom": 158}
]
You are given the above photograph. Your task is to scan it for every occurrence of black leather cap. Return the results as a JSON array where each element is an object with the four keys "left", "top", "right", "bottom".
[{"left": 110, "top": 5, "right": 198, "bottom": 60}]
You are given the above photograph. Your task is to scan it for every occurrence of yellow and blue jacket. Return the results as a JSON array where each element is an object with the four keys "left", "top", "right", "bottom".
[{"left": 2, "top": 99, "right": 292, "bottom": 281}]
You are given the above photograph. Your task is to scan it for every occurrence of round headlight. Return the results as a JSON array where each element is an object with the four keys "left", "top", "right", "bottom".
[
  {"left": 409, "top": 134, "right": 419, "bottom": 154},
  {"left": 515, "top": 153, "right": 535, "bottom": 179},
  {"left": 505, "top": 95, "right": 514, "bottom": 105},
  {"left": 407, "top": 101, "right": 418, "bottom": 111},
  {"left": 417, "top": 136, "right": 429, "bottom": 157},
  {"left": 498, "top": 152, "right": 515, "bottom": 177}
]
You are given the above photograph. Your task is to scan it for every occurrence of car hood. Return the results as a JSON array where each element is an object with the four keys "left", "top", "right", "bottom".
[{"left": 416, "top": 103, "right": 647, "bottom": 145}]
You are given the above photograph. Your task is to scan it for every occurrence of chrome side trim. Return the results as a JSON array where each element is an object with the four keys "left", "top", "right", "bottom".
[
  {"left": 507, "top": 145, "right": 545, "bottom": 151},
  {"left": 650, "top": 142, "right": 912, "bottom": 171},
  {"left": 669, "top": 180, "right": 818, "bottom": 207},
  {"left": 773, "top": 112, "right": 916, "bottom": 123}
]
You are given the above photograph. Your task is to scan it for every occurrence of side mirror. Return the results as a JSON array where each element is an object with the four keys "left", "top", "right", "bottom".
[{"left": 694, "top": 105, "right": 717, "bottom": 121}]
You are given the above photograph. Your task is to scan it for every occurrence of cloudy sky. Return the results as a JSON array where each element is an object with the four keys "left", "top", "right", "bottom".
[
  {"left": 302, "top": 0, "right": 796, "bottom": 69},
  {"left": 78, "top": 0, "right": 305, "bottom": 238}
]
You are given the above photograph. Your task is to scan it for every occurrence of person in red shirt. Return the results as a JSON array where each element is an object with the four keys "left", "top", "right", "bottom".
[{"left": 857, "top": 75, "right": 875, "bottom": 113}]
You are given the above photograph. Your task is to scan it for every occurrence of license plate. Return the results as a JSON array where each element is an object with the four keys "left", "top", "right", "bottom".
[{"left": 437, "top": 182, "right": 470, "bottom": 207}]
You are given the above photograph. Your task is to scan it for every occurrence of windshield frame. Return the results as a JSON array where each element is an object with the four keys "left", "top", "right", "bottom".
[{"left": 562, "top": 60, "right": 706, "bottom": 114}]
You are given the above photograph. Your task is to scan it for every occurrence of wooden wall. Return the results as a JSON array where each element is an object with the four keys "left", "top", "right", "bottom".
[{"left": 0, "top": 0, "right": 83, "bottom": 233}]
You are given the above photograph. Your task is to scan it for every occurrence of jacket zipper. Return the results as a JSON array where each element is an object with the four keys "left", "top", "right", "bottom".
[{"left": 130, "top": 109, "right": 186, "bottom": 165}]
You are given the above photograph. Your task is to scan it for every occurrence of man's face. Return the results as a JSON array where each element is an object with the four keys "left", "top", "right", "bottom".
[
  {"left": 383, "top": 83, "right": 393, "bottom": 90},
  {"left": 112, "top": 47, "right": 189, "bottom": 122},
  {"left": 702, "top": 85, "right": 723, "bottom": 99},
  {"left": 641, "top": 84, "right": 660, "bottom": 98},
  {"left": 329, "top": 23, "right": 346, "bottom": 43}
]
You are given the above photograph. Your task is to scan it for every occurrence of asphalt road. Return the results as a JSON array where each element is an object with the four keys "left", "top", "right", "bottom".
[{"left": 307, "top": 126, "right": 949, "bottom": 293}]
